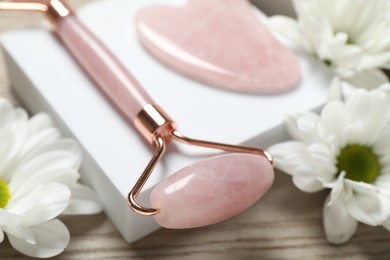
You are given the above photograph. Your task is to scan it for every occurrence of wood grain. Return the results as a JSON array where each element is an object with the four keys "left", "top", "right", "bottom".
[{"left": 1, "top": 3, "right": 390, "bottom": 259}]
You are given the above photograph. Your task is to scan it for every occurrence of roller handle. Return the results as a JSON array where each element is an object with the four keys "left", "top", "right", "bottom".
[{"left": 56, "top": 14, "right": 155, "bottom": 121}]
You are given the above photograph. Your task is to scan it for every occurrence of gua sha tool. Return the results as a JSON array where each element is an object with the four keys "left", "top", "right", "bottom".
[
  {"left": 136, "top": 0, "right": 301, "bottom": 94},
  {"left": 0, "top": 0, "right": 274, "bottom": 229}
]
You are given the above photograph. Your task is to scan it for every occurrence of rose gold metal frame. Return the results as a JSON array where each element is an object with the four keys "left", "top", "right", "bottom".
[
  {"left": 0, "top": 0, "right": 72, "bottom": 26},
  {"left": 0, "top": 2, "right": 47, "bottom": 12},
  {"left": 129, "top": 105, "right": 274, "bottom": 216}
]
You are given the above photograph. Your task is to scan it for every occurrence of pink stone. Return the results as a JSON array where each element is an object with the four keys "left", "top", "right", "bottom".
[
  {"left": 150, "top": 153, "right": 274, "bottom": 228},
  {"left": 56, "top": 15, "right": 154, "bottom": 122},
  {"left": 136, "top": 0, "right": 301, "bottom": 94}
]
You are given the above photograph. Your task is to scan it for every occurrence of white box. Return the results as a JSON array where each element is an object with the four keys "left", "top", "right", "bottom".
[{"left": 0, "top": 0, "right": 332, "bottom": 242}]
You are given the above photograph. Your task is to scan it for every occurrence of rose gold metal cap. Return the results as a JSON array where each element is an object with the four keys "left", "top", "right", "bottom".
[
  {"left": 134, "top": 104, "right": 177, "bottom": 145},
  {"left": 46, "top": 0, "right": 72, "bottom": 25}
]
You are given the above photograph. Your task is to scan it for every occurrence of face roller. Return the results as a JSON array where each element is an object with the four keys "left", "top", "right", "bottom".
[{"left": 0, "top": 0, "right": 274, "bottom": 229}]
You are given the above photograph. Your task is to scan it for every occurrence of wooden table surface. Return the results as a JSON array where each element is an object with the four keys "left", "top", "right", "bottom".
[{"left": 1, "top": 2, "right": 390, "bottom": 259}]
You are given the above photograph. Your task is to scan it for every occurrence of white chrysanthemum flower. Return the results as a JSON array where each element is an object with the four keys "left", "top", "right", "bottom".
[
  {"left": 269, "top": 80, "right": 390, "bottom": 244},
  {"left": 0, "top": 99, "right": 102, "bottom": 258},
  {"left": 269, "top": 0, "right": 390, "bottom": 87}
]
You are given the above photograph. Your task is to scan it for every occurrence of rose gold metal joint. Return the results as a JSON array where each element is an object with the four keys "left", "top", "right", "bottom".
[
  {"left": 46, "top": 0, "right": 73, "bottom": 25},
  {"left": 134, "top": 104, "right": 177, "bottom": 145}
]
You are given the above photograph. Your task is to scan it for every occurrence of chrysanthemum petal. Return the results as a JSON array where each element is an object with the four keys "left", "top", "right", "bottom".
[
  {"left": 270, "top": 141, "right": 307, "bottom": 163},
  {"left": 63, "top": 183, "right": 103, "bottom": 215},
  {"left": 307, "top": 143, "right": 336, "bottom": 165},
  {"left": 20, "top": 183, "right": 71, "bottom": 226},
  {"left": 0, "top": 127, "right": 28, "bottom": 181},
  {"left": 6, "top": 185, "right": 45, "bottom": 215},
  {"left": 325, "top": 172, "right": 346, "bottom": 203},
  {"left": 303, "top": 17, "right": 334, "bottom": 57},
  {"left": 293, "top": 175, "right": 324, "bottom": 192},
  {"left": 284, "top": 112, "right": 322, "bottom": 142},
  {"left": 345, "top": 187, "right": 390, "bottom": 226},
  {"left": 0, "top": 99, "right": 28, "bottom": 130},
  {"left": 323, "top": 195, "right": 358, "bottom": 244},
  {"left": 270, "top": 140, "right": 336, "bottom": 191},
  {"left": 327, "top": 77, "right": 343, "bottom": 101},
  {"left": 18, "top": 139, "right": 82, "bottom": 171},
  {"left": 326, "top": 35, "right": 362, "bottom": 71},
  {"left": 374, "top": 124, "right": 390, "bottom": 156},
  {"left": 13, "top": 169, "right": 79, "bottom": 201},
  {"left": 268, "top": 16, "right": 302, "bottom": 47},
  {"left": 0, "top": 208, "right": 19, "bottom": 225},
  {"left": 7, "top": 219, "right": 70, "bottom": 258},
  {"left": 345, "top": 89, "right": 390, "bottom": 144},
  {"left": 19, "top": 128, "right": 61, "bottom": 158},
  {"left": 26, "top": 113, "right": 54, "bottom": 135},
  {"left": 2, "top": 223, "right": 35, "bottom": 244},
  {"left": 17, "top": 113, "right": 62, "bottom": 159},
  {"left": 9, "top": 140, "right": 82, "bottom": 191},
  {"left": 345, "top": 179, "right": 378, "bottom": 193},
  {"left": 360, "top": 53, "right": 390, "bottom": 70},
  {"left": 271, "top": 142, "right": 326, "bottom": 175},
  {"left": 320, "top": 100, "right": 350, "bottom": 138},
  {"left": 345, "top": 69, "right": 389, "bottom": 90},
  {"left": 375, "top": 174, "right": 390, "bottom": 194}
]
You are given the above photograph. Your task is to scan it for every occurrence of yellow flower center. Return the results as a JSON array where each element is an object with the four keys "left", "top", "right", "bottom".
[
  {"left": 336, "top": 144, "right": 380, "bottom": 183},
  {"left": 0, "top": 178, "right": 10, "bottom": 208},
  {"left": 324, "top": 59, "right": 332, "bottom": 66}
]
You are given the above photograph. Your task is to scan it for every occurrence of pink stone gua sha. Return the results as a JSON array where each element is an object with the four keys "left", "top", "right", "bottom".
[
  {"left": 136, "top": 0, "right": 301, "bottom": 94},
  {"left": 151, "top": 153, "right": 274, "bottom": 229}
]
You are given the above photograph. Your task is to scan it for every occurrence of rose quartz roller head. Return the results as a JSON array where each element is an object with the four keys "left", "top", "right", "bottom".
[
  {"left": 0, "top": 0, "right": 274, "bottom": 229},
  {"left": 136, "top": 0, "right": 301, "bottom": 94}
]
